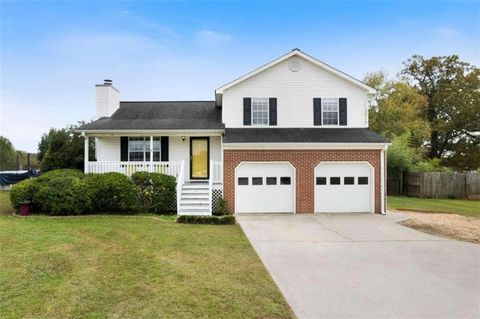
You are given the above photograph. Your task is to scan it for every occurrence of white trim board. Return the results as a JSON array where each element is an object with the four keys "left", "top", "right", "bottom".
[{"left": 78, "top": 130, "right": 224, "bottom": 137}]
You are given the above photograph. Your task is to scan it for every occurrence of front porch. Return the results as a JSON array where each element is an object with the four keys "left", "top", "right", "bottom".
[{"left": 82, "top": 134, "right": 223, "bottom": 216}]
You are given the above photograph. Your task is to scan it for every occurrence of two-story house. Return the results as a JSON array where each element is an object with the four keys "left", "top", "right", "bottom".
[{"left": 78, "top": 49, "right": 389, "bottom": 215}]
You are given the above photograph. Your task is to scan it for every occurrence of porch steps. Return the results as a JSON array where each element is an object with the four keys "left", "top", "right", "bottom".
[{"left": 178, "top": 181, "right": 211, "bottom": 215}]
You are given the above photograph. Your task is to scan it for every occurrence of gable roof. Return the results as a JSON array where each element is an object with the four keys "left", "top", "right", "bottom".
[
  {"left": 215, "top": 49, "right": 376, "bottom": 95},
  {"left": 78, "top": 101, "right": 224, "bottom": 131}
]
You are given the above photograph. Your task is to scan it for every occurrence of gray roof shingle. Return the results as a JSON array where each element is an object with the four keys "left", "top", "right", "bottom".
[
  {"left": 223, "top": 128, "right": 389, "bottom": 143},
  {"left": 79, "top": 101, "right": 223, "bottom": 131}
]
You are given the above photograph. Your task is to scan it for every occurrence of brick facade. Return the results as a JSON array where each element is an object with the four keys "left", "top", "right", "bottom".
[{"left": 224, "top": 149, "right": 384, "bottom": 214}]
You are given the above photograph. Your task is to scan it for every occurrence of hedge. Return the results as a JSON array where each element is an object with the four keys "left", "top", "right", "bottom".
[
  {"left": 175, "top": 215, "right": 236, "bottom": 225},
  {"left": 10, "top": 178, "right": 38, "bottom": 209},
  {"left": 10, "top": 169, "right": 177, "bottom": 215},
  {"left": 33, "top": 175, "right": 91, "bottom": 215},
  {"left": 131, "top": 171, "right": 176, "bottom": 213},
  {"left": 84, "top": 173, "right": 139, "bottom": 213}
]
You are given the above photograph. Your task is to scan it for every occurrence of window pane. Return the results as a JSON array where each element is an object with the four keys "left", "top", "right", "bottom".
[
  {"left": 280, "top": 177, "right": 291, "bottom": 185},
  {"left": 252, "top": 98, "right": 269, "bottom": 125},
  {"left": 322, "top": 98, "right": 339, "bottom": 125},
  {"left": 238, "top": 177, "right": 248, "bottom": 185},
  {"left": 316, "top": 177, "right": 327, "bottom": 185},
  {"left": 266, "top": 177, "right": 277, "bottom": 185},
  {"left": 129, "top": 152, "right": 144, "bottom": 161},
  {"left": 153, "top": 152, "right": 160, "bottom": 161},
  {"left": 330, "top": 177, "right": 341, "bottom": 185},
  {"left": 344, "top": 177, "right": 355, "bottom": 185},
  {"left": 358, "top": 177, "right": 369, "bottom": 185},
  {"left": 252, "top": 177, "right": 263, "bottom": 185}
]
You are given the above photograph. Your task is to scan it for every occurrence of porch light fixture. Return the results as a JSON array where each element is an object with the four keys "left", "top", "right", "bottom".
[{"left": 182, "top": 136, "right": 186, "bottom": 142}]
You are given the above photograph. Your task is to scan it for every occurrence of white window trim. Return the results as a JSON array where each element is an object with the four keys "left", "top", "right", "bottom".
[
  {"left": 321, "top": 98, "right": 339, "bottom": 126},
  {"left": 128, "top": 137, "right": 161, "bottom": 162},
  {"left": 251, "top": 98, "right": 269, "bottom": 126}
]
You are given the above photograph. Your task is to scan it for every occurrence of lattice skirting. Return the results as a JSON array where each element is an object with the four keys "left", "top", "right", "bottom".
[{"left": 212, "top": 189, "right": 223, "bottom": 212}]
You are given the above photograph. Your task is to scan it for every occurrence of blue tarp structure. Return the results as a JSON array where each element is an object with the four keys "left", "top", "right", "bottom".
[{"left": 0, "top": 169, "right": 39, "bottom": 186}]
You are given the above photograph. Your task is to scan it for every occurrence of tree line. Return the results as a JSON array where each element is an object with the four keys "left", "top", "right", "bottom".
[{"left": 365, "top": 54, "right": 479, "bottom": 176}]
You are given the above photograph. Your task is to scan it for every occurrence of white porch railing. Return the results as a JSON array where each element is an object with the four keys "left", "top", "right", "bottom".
[
  {"left": 87, "top": 161, "right": 183, "bottom": 177},
  {"left": 176, "top": 160, "right": 185, "bottom": 213},
  {"left": 212, "top": 161, "right": 222, "bottom": 184}
]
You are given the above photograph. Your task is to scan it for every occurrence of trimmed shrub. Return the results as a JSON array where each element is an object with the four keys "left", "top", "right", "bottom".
[
  {"left": 213, "top": 198, "right": 230, "bottom": 216},
  {"left": 175, "top": 215, "right": 236, "bottom": 225},
  {"left": 84, "top": 173, "right": 139, "bottom": 213},
  {"left": 37, "top": 169, "right": 84, "bottom": 181},
  {"left": 33, "top": 175, "right": 90, "bottom": 215},
  {"left": 131, "top": 172, "right": 176, "bottom": 213},
  {"left": 10, "top": 178, "right": 38, "bottom": 209}
]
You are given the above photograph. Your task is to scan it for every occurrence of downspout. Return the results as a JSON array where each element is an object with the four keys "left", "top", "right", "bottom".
[{"left": 380, "top": 144, "right": 388, "bottom": 215}]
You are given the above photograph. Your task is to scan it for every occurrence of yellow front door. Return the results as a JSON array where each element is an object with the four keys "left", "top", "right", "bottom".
[{"left": 191, "top": 138, "right": 209, "bottom": 179}]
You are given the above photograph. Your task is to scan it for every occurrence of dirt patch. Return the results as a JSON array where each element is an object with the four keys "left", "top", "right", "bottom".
[{"left": 395, "top": 210, "right": 480, "bottom": 243}]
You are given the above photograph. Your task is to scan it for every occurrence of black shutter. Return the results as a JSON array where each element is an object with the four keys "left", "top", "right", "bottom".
[
  {"left": 269, "top": 98, "right": 277, "bottom": 126},
  {"left": 243, "top": 97, "right": 251, "bottom": 125},
  {"left": 120, "top": 136, "right": 128, "bottom": 161},
  {"left": 339, "top": 98, "right": 347, "bottom": 126},
  {"left": 313, "top": 98, "right": 322, "bottom": 125},
  {"left": 161, "top": 136, "right": 169, "bottom": 161}
]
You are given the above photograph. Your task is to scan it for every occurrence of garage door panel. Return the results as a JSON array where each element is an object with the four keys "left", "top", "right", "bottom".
[
  {"left": 315, "top": 163, "right": 372, "bottom": 213},
  {"left": 236, "top": 163, "right": 294, "bottom": 213}
]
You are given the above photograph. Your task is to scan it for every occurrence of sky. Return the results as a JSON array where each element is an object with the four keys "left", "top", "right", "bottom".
[{"left": 0, "top": 0, "right": 479, "bottom": 152}]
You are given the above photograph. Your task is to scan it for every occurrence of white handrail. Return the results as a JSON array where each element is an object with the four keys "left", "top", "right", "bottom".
[
  {"left": 176, "top": 160, "right": 185, "bottom": 214},
  {"left": 209, "top": 160, "right": 213, "bottom": 214}
]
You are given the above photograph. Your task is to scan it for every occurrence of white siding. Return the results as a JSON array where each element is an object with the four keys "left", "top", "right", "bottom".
[
  {"left": 95, "top": 135, "right": 222, "bottom": 181},
  {"left": 96, "top": 137, "right": 120, "bottom": 161},
  {"left": 222, "top": 56, "right": 368, "bottom": 128}
]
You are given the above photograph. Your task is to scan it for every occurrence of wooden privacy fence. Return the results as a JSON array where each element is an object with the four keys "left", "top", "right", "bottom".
[{"left": 404, "top": 172, "right": 480, "bottom": 199}]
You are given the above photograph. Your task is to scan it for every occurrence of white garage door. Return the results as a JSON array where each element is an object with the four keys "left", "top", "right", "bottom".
[
  {"left": 315, "top": 162, "right": 373, "bottom": 213},
  {"left": 235, "top": 162, "right": 294, "bottom": 213}
]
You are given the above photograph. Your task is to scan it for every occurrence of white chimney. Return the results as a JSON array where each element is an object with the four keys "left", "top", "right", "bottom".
[{"left": 95, "top": 79, "right": 120, "bottom": 119}]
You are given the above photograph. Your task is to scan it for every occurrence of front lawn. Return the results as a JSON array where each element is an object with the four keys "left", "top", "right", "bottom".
[
  {"left": 0, "top": 191, "right": 14, "bottom": 215},
  {"left": 388, "top": 196, "right": 480, "bottom": 218},
  {"left": 0, "top": 214, "right": 294, "bottom": 318}
]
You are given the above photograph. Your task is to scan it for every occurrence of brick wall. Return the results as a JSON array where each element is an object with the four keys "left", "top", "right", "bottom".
[{"left": 224, "top": 149, "right": 383, "bottom": 214}]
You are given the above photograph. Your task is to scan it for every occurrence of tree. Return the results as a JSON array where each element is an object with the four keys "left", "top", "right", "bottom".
[
  {"left": 365, "top": 71, "right": 430, "bottom": 146},
  {"left": 401, "top": 55, "right": 480, "bottom": 169},
  {"left": 38, "top": 123, "right": 95, "bottom": 172},
  {"left": 0, "top": 136, "right": 16, "bottom": 170}
]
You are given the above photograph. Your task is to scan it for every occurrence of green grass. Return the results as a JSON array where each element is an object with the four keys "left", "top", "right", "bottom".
[
  {"left": 0, "top": 191, "right": 14, "bottom": 215},
  {"left": 0, "top": 196, "right": 294, "bottom": 319},
  {"left": 388, "top": 196, "right": 480, "bottom": 218}
]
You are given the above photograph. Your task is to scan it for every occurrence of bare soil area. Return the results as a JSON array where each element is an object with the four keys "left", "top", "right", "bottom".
[{"left": 394, "top": 210, "right": 480, "bottom": 243}]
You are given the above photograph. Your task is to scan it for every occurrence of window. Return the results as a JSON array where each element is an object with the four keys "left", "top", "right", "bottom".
[
  {"left": 358, "top": 177, "right": 369, "bottom": 185},
  {"left": 330, "top": 177, "right": 341, "bottom": 185},
  {"left": 128, "top": 137, "right": 161, "bottom": 161},
  {"left": 251, "top": 98, "right": 269, "bottom": 125},
  {"left": 266, "top": 177, "right": 277, "bottom": 185},
  {"left": 280, "top": 177, "right": 291, "bottom": 185},
  {"left": 316, "top": 177, "right": 327, "bottom": 185},
  {"left": 238, "top": 177, "right": 248, "bottom": 185},
  {"left": 344, "top": 177, "right": 355, "bottom": 185},
  {"left": 322, "top": 98, "right": 339, "bottom": 125},
  {"left": 252, "top": 177, "right": 263, "bottom": 185}
]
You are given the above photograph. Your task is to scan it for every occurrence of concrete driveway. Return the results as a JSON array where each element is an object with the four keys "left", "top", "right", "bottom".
[{"left": 237, "top": 213, "right": 480, "bottom": 319}]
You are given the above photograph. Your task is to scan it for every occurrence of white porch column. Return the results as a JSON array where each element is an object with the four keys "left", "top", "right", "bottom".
[
  {"left": 149, "top": 136, "right": 153, "bottom": 173},
  {"left": 83, "top": 134, "right": 89, "bottom": 173}
]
